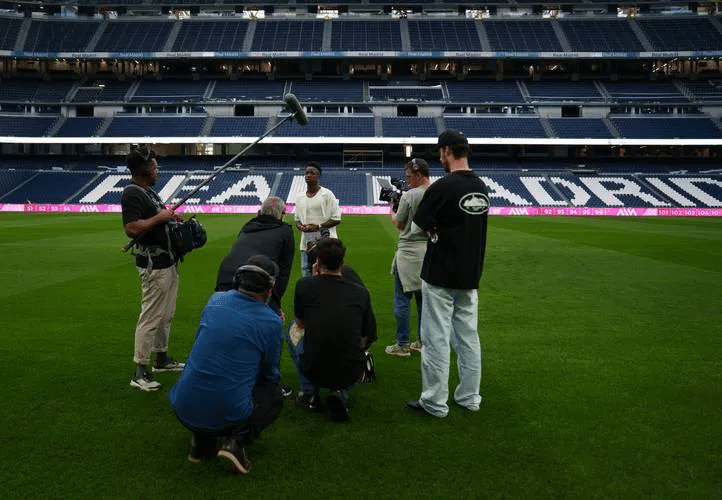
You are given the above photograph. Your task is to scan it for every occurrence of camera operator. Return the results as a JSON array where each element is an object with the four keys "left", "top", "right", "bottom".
[
  {"left": 122, "top": 146, "right": 185, "bottom": 392},
  {"left": 385, "top": 158, "right": 432, "bottom": 357}
]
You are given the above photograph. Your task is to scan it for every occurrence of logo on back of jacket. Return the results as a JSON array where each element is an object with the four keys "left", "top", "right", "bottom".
[{"left": 459, "top": 193, "right": 490, "bottom": 215}]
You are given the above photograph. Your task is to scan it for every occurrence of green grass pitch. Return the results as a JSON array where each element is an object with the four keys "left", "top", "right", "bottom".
[{"left": 1, "top": 213, "right": 720, "bottom": 499}]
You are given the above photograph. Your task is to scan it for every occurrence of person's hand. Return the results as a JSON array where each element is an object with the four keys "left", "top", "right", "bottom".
[
  {"left": 304, "top": 224, "right": 320, "bottom": 232},
  {"left": 156, "top": 209, "right": 175, "bottom": 223},
  {"left": 172, "top": 212, "right": 184, "bottom": 222}
]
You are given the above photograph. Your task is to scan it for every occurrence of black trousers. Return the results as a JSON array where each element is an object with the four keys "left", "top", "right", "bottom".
[{"left": 179, "top": 380, "right": 284, "bottom": 446}]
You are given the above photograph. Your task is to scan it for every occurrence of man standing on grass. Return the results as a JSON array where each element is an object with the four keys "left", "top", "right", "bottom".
[
  {"left": 406, "top": 130, "right": 490, "bottom": 418},
  {"left": 294, "top": 161, "right": 341, "bottom": 277},
  {"left": 121, "top": 146, "right": 185, "bottom": 392},
  {"left": 169, "top": 255, "right": 284, "bottom": 474},
  {"left": 385, "top": 158, "right": 432, "bottom": 358}
]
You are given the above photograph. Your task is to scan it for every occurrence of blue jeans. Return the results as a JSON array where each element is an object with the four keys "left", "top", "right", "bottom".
[
  {"left": 300, "top": 250, "right": 311, "bottom": 278},
  {"left": 418, "top": 280, "right": 482, "bottom": 417},
  {"left": 394, "top": 263, "right": 422, "bottom": 348},
  {"left": 284, "top": 323, "right": 315, "bottom": 396}
]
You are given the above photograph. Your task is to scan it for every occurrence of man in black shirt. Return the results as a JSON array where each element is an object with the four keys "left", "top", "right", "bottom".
[
  {"left": 291, "top": 238, "right": 377, "bottom": 421},
  {"left": 121, "top": 146, "right": 185, "bottom": 392},
  {"left": 215, "top": 196, "right": 294, "bottom": 315},
  {"left": 407, "top": 130, "right": 490, "bottom": 418}
]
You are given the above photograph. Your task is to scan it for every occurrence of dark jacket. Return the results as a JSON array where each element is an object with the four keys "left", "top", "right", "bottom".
[{"left": 215, "top": 214, "right": 295, "bottom": 310}]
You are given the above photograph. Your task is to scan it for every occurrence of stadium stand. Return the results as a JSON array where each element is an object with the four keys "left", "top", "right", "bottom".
[
  {"left": 22, "top": 18, "right": 99, "bottom": 52},
  {"left": 610, "top": 117, "right": 722, "bottom": 139},
  {"left": 549, "top": 118, "right": 613, "bottom": 139},
  {"left": 94, "top": 20, "right": 175, "bottom": 52},
  {"left": 330, "top": 20, "right": 403, "bottom": 51},
  {"left": 559, "top": 18, "right": 645, "bottom": 52},
  {"left": 407, "top": 20, "right": 483, "bottom": 51},
  {"left": 252, "top": 20, "right": 324, "bottom": 51},
  {"left": 0, "top": 8, "right": 721, "bottom": 212},
  {"left": 172, "top": 19, "right": 250, "bottom": 52},
  {"left": 483, "top": 20, "right": 563, "bottom": 52},
  {"left": 102, "top": 116, "right": 206, "bottom": 137}
]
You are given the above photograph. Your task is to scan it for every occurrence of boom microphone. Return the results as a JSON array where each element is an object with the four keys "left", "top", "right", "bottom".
[
  {"left": 122, "top": 98, "right": 308, "bottom": 252},
  {"left": 284, "top": 93, "right": 309, "bottom": 126}
]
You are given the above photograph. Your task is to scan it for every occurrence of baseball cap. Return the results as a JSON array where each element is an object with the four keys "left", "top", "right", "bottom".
[{"left": 437, "top": 129, "right": 468, "bottom": 148}]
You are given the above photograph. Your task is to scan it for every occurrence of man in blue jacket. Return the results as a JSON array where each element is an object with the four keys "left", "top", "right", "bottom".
[{"left": 169, "top": 255, "right": 284, "bottom": 474}]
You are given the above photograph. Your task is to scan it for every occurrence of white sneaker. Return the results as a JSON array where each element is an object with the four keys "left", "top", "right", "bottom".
[
  {"left": 130, "top": 372, "right": 161, "bottom": 391},
  {"left": 409, "top": 340, "right": 422, "bottom": 352},
  {"left": 385, "top": 344, "right": 411, "bottom": 357}
]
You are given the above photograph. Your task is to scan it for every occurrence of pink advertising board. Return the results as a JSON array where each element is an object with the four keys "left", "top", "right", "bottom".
[{"left": 1, "top": 204, "right": 721, "bottom": 217}]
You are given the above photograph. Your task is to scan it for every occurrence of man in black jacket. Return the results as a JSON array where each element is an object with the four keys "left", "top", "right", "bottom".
[{"left": 215, "top": 196, "right": 294, "bottom": 314}]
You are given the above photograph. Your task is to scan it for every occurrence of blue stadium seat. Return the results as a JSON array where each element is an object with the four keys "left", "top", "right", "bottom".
[
  {"left": 95, "top": 20, "right": 174, "bottom": 52},
  {"left": 252, "top": 20, "right": 324, "bottom": 51},
  {"left": 330, "top": 20, "right": 403, "bottom": 51},
  {"left": 483, "top": 20, "right": 563, "bottom": 52},
  {"left": 407, "top": 20, "right": 482, "bottom": 51},
  {"left": 559, "top": 19, "right": 644, "bottom": 52},
  {"left": 23, "top": 18, "right": 100, "bottom": 52},
  {"left": 172, "top": 19, "right": 249, "bottom": 51}
]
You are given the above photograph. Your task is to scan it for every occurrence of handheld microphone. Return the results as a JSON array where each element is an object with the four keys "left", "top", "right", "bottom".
[{"left": 283, "top": 93, "right": 309, "bottom": 126}]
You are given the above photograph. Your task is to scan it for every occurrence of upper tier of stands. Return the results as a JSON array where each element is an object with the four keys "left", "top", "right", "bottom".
[
  {"left": 2, "top": 113, "right": 720, "bottom": 139},
  {"left": 1, "top": 14, "right": 721, "bottom": 54},
  {"left": 2, "top": 78, "right": 718, "bottom": 105}
]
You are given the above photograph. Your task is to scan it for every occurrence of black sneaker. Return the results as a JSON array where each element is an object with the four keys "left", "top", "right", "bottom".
[
  {"left": 281, "top": 384, "right": 293, "bottom": 398},
  {"left": 327, "top": 391, "right": 350, "bottom": 422},
  {"left": 188, "top": 433, "right": 216, "bottom": 463},
  {"left": 296, "top": 393, "right": 320, "bottom": 412},
  {"left": 217, "top": 439, "right": 251, "bottom": 474},
  {"left": 152, "top": 356, "right": 185, "bottom": 372}
]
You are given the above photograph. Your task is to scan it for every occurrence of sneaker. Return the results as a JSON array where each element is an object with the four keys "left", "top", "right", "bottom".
[
  {"left": 188, "top": 434, "right": 216, "bottom": 463},
  {"left": 129, "top": 372, "right": 161, "bottom": 391},
  {"left": 217, "top": 439, "right": 251, "bottom": 474},
  {"left": 385, "top": 344, "right": 411, "bottom": 357},
  {"left": 327, "top": 391, "right": 350, "bottom": 422},
  {"left": 410, "top": 340, "right": 422, "bottom": 352},
  {"left": 281, "top": 384, "right": 293, "bottom": 398},
  {"left": 296, "top": 393, "right": 320, "bottom": 412},
  {"left": 152, "top": 356, "right": 185, "bottom": 372}
]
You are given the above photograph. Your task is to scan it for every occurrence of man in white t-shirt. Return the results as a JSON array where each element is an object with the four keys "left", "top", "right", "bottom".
[{"left": 294, "top": 161, "right": 341, "bottom": 277}]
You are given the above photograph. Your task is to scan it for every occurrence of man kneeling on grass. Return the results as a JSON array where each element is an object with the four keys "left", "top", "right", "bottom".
[
  {"left": 289, "top": 238, "right": 376, "bottom": 421},
  {"left": 169, "top": 255, "right": 283, "bottom": 474}
]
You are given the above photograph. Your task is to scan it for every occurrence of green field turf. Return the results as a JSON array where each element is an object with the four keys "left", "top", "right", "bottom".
[{"left": 1, "top": 213, "right": 720, "bottom": 499}]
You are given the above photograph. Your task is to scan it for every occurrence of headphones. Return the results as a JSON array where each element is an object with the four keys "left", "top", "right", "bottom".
[{"left": 232, "top": 264, "right": 275, "bottom": 291}]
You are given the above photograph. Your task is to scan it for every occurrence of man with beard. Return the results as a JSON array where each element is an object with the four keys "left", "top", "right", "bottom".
[
  {"left": 121, "top": 146, "right": 185, "bottom": 391},
  {"left": 407, "top": 130, "right": 490, "bottom": 418}
]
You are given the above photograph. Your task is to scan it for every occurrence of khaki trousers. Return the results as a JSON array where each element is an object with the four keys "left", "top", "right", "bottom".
[{"left": 133, "top": 265, "right": 180, "bottom": 365}]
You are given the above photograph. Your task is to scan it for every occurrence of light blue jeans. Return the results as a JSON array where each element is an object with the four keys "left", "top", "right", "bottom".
[
  {"left": 300, "top": 250, "right": 311, "bottom": 278},
  {"left": 393, "top": 263, "right": 422, "bottom": 348},
  {"left": 418, "top": 280, "right": 482, "bottom": 417}
]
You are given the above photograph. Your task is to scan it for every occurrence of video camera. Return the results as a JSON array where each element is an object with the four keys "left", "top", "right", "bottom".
[{"left": 378, "top": 178, "right": 407, "bottom": 212}]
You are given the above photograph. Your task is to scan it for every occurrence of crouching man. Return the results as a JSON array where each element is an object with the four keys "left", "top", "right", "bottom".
[
  {"left": 290, "top": 238, "right": 377, "bottom": 421},
  {"left": 169, "top": 255, "right": 284, "bottom": 474}
]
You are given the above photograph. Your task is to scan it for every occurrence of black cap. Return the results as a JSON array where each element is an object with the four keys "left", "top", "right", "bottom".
[{"left": 437, "top": 129, "right": 468, "bottom": 148}]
